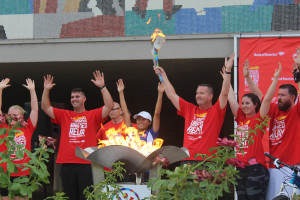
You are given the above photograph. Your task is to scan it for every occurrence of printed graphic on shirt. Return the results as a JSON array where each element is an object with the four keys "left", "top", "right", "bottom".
[
  {"left": 236, "top": 120, "right": 250, "bottom": 155},
  {"left": 186, "top": 113, "right": 207, "bottom": 140},
  {"left": 69, "top": 116, "right": 87, "bottom": 143},
  {"left": 270, "top": 115, "right": 286, "bottom": 145},
  {"left": 11, "top": 131, "right": 26, "bottom": 161}
]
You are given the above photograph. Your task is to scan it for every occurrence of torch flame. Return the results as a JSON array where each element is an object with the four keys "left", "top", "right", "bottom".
[
  {"left": 98, "top": 123, "right": 164, "bottom": 156},
  {"left": 146, "top": 17, "right": 152, "bottom": 24},
  {"left": 151, "top": 28, "right": 165, "bottom": 43}
]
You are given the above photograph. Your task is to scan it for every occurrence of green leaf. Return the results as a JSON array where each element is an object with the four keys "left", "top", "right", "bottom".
[
  {"left": 0, "top": 128, "right": 7, "bottom": 136},
  {"left": 0, "top": 158, "right": 9, "bottom": 164},
  {"left": 8, "top": 128, "right": 20, "bottom": 135},
  {"left": 20, "top": 185, "right": 28, "bottom": 196},
  {"left": 167, "top": 181, "right": 176, "bottom": 190},
  {"left": 0, "top": 173, "right": 9, "bottom": 184},
  {"left": 152, "top": 180, "right": 165, "bottom": 191},
  {"left": 9, "top": 183, "right": 21, "bottom": 191},
  {"left": 43, "top": 152, "right": 50, "bottom": 159},
  {"left": 7, "top": 161, "right": 16, "bottom": 173},
  {"left": 15, "top": 150, "right": 24, "bottom": 159},
  {"left": 47, "top": 148, "right": 55, "bottom": 153},
  {"left": 16, "top": 177, "right": 29, "bottom": 183},
  {"left": 199, "top": 181, "right": 208, "bottom": 187},
  {"left": 23, "top": 149, "right": 31, "bottom": 154}
]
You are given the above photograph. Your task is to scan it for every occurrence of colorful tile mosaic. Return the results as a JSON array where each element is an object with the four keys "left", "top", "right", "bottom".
[{"left": 0, "top": 0, "right": 300, "bottom": 39}]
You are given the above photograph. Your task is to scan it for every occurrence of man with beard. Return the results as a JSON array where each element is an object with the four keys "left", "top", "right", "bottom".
[{"left": 264, "top": 48, "right": 300, "bottom": 200}]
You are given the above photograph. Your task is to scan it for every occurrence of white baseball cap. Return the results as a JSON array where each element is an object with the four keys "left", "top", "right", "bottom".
[{"left": 133, "top": 111, "right": 152, "bottom": 122}]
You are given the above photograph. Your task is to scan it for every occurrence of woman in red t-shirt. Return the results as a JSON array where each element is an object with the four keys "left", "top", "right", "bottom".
[
  {"left": 0, "top": 78, "right": 38, "bottom": 200},
  {"left": 222, "top": 60, "right": 281, "bottom": 199}
]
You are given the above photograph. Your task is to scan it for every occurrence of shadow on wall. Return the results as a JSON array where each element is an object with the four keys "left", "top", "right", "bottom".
[{"left": 0, "top": 25, "right": 7, "bottom": 39}]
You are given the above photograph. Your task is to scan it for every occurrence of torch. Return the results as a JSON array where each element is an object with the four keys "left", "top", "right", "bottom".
[{"left": 151, "top": 29, "right": 166, "bottom": 82}]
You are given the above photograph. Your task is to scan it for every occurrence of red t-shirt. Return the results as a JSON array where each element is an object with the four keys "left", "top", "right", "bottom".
[
  {"left": 177, "top": 97, "right": 226, "bottom": 160},
  {"left": 52, "top": 107, "right": 103, "bottom": 164},
  {"left": 268, "top": 101, "right": 300, "bottom": 166},
  {"left": 235, "top": 108, "right": 266, "bottom": 167},
  {"left": 95, "top": 120, "right": 125, "bottom": 142},
  {"left": 0, "top": 118, "right": 35, "bottom": 176}
]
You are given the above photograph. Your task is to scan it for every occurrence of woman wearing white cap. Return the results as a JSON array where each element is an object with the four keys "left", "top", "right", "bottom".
[{"left": 117, "top": 79, "right": 164, "bottom": 142}]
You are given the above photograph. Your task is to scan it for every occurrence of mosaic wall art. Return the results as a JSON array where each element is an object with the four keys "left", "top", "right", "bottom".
[{"left": 0, "top": 0, "right": 299, "bottom": 39}]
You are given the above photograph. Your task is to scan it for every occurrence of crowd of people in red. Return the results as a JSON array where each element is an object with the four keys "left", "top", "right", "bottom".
[{"left": 1, "top": 48, "right": 300, "bottom": 200}]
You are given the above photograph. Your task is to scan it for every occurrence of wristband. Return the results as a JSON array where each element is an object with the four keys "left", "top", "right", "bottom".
[
  {"left": 99, "top": 85, "right": 106, "bottom": 89},
  {"left": 293, "top": 68, "right": 300, "bottom": 83},
  {"left": 225, "top": 71, "right": 231, "bottom": 74}
]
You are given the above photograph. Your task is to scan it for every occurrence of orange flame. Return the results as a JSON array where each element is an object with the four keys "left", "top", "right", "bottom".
[
  {"left": 146, "top": 17, "right": 152, "bottom": 24},
  {"left": 98, "top": 124, "right": 164, "bottom": 156},
  {"left": 151, "top": 28, "right": 165, "bottom": 43},
  {"left": 158, "top": 13, "right": 161, "bottom": 21}
]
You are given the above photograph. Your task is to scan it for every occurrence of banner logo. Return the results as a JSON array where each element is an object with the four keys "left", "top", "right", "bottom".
[{"left": 254, "top": 51, "right": 285, "bottom": 57}]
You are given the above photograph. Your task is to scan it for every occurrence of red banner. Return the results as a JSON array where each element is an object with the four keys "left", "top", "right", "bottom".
[
  {"left": 239, "top": 37, "right": 300, "bottom": 103},
  {"left": 238, "top": 37, "right": 300, "bottom": 163}
]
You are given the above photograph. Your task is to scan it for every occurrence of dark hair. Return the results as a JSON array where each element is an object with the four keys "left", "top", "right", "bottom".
[
  {"left": 71, "top": 88, "right": 86, "bottom": 97},
  {"left": 197, "top": 83, "right": 214, "bottom": 95},
  {"left": 279, "top": 84, "right": 298, "bottom": 103},
  {"left": 242, "top": 93, "right": 261, "bottom": 113}
]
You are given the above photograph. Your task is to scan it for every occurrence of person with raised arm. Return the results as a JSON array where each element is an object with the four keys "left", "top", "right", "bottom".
[
  {"left": 153, "top": 53, "right": 234, "bottom": 163},
  {"left": 243, "top": 59, "right": 272, "bottom": 163},
  {"left": 95, "top": 101, "right": 124, "bottom": 142},
  {"left": 41, "top": 71, "right": 113, "bottom": 200},
  {"left": 117, "top": 79, "right": 164, "bottom": 142},
  {"left": 243, "top": 59, "right": 263, "bottom": 101},
  {"left": 0, "top": 78, "right": 38, "bottom": 200},
  {"left": 265, "top": 48, "right": 300, "bottom": 200},
  {"left": 223, "top": 62, "right": 281, "bottom": 200}
]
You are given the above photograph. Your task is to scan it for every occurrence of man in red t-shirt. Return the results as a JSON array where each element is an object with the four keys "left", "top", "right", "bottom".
[
  {"left": 41, "top": 70, "right": 113, "bottom": 200},
  {"left": 265, "top": 83, "right": 300, "bottom": 199},
  {"left": 153, "top": 53, "right": 234, "bottom": 162},
  {"left": 265, "top": 49, "right": 300, "bottom": 199},
  {"left": 96, "top": 102, "right": 124, "bottom": 142}
]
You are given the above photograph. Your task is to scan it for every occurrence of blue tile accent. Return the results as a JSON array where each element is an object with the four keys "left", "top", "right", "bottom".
[
  {"left": 266, "top": 0, "right": 294, "bottom": 5},
  {"left": 175, "top": 8, "right": 221, "bottom": 34},
  {"left": 28, "top": 0, "right": 33, "bottom": 13},
  {"left": 251, "top": 0, "right": 268, "bottom": 11}
]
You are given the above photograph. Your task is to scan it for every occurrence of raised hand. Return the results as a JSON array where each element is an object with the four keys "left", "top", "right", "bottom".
[
  {"left": 292, "top": 62, "right": 299, "bottom": 72},
  {"left": 293, "top": 47, "right": 300, "bottom": 66},
  {"left": 44, "top": 75, "right": 56, "bottom": 90},
  {"left": 243, "top": 59, "right": 250, "bottom": 78},
  {"left": 0, "top": 78, "right": 10, "bottom": 90},
  {"left": 220, "top": 66, "right": 226, "bottom": 79},
  {"left": 224, "top": 52, "right": 235, "bottom": 72},
  {"left": 157, "top": 82, "right": 164, "bottom": 93},
  {"left": 117, "top": 79, "right": 125, "bottom": 93},
  {"left": 153, "top": 66, "right": 165, "bottom": 76},
  {"left": 23, "top": 78, "right": 35, "bottom": 91},
  {"left": 91, "top": 70, "right": 105, "bottom": 88},
  {"left": 274, "top": 63, "right": 282, "bottom": 79}
]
